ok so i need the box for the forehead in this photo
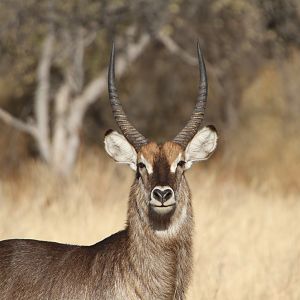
[138,141,183,165]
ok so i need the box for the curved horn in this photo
[108,43,148,151]
[173,42,208,148]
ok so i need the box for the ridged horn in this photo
[173,42,208,148]
[108,43,148,151]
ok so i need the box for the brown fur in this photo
[162,142,183,166]
[0,141,193,300]
[138,142,160,163]
[139,142,183,166]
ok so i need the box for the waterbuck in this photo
[0,43,217,300]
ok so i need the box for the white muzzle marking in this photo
[150,185,176,215]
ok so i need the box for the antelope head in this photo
[104,43,217,232]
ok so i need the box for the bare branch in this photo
[65,28,85,95]
[0,108,37,137]
[83,31,97,48]
[157,32,198,66]
[157,32,220,78]
[116,33,150,76]
[73,28,85,93]
[52,83,70,170]
[34,32,54,162]
[76,32,150,109]
[67,33,151,135]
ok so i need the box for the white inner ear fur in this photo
[104,131,137,170]
[184,126,218,169]
[140,155,153,174]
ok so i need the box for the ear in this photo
[184,126,218,170]
[104,130,137,171]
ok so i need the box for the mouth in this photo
[150,203,176,215]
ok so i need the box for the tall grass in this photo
[0,149,299,299]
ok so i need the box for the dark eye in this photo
[177,160,186,168]
[138,162,146,169]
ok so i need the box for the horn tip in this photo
[108,42,116,84]
[110,42,115,61]
[196,40,203,59]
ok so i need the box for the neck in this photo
[124,177,194,299]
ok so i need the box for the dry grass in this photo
[0,150,300,300]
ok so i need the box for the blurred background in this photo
[0,1,300,299]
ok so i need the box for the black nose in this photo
[152,188,173,203]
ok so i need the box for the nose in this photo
[152,187,174,204]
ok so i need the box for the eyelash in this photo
[138,162,146,169]
[177,160,186,168]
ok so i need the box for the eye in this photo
[177,160,186,168]
[138,162,146,169]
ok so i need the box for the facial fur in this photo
[137,142,184,190]
[133,141,190,232]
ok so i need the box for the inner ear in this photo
[104,130,137,170]
[184,126,218,169]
